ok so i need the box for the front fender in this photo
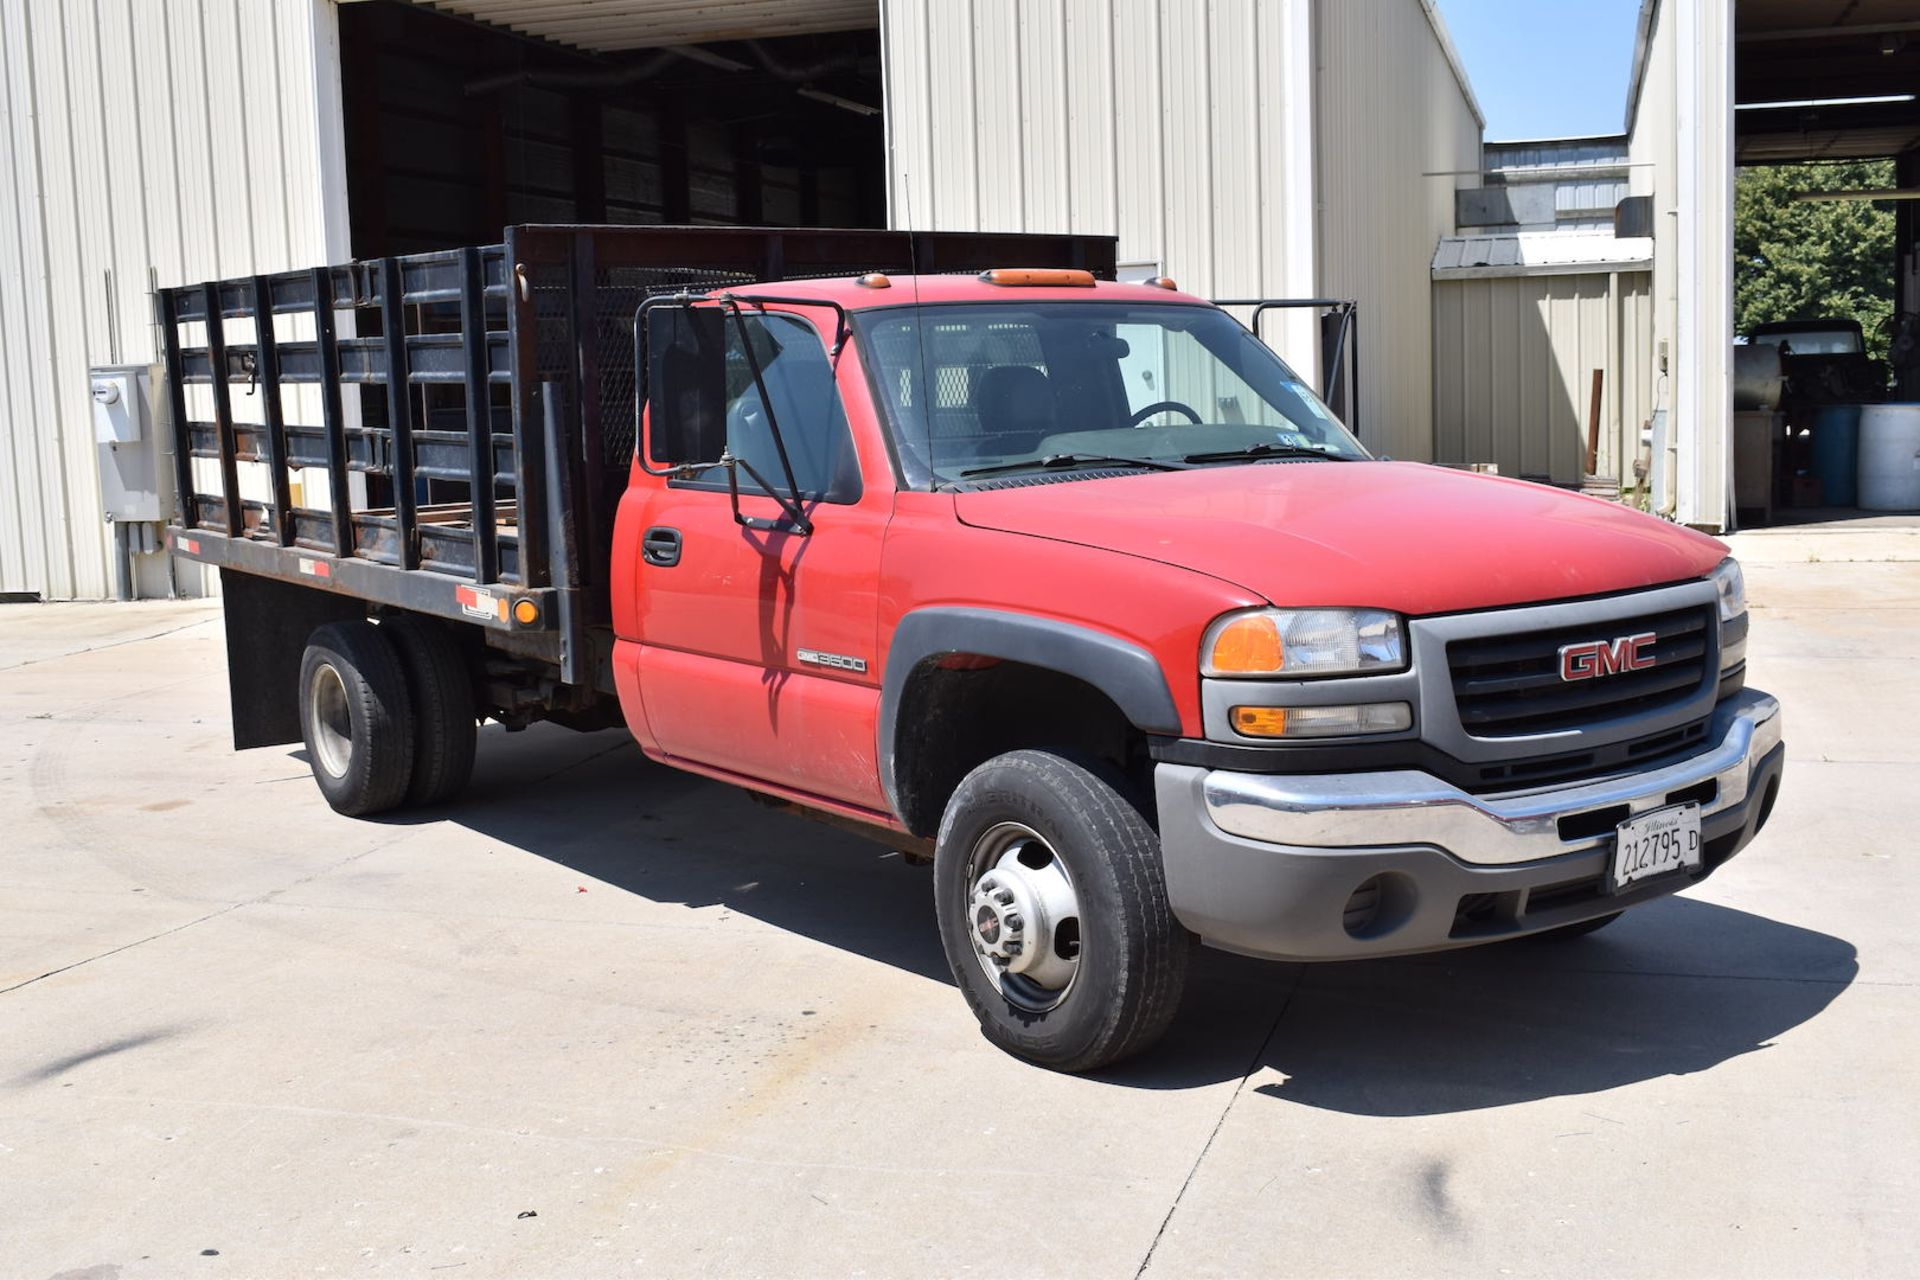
[877,607,1182,816]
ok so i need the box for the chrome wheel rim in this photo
[964,821,1082,1013]
[307,662,354,779]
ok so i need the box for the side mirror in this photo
[632,297,815,535]
[641,302,730,471]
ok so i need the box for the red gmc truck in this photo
[164,227,1784,1071]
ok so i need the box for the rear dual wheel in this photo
[298,617,476,816]
[382,616,478,807]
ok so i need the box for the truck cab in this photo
[164,231,1784,1072]
[608,268,1783,1069]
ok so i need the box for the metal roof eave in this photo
[1432,234,1655,280]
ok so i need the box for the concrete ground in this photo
[1,556,1915,1279]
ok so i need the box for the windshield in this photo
[852,302,1368,487]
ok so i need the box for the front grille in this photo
[1447,604,1713,738]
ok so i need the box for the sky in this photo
[1437,0,1645,141]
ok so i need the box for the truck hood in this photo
[952,461,1727,616]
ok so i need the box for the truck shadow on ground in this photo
[410,724,1858,1118]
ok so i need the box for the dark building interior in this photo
[338,0,888,257]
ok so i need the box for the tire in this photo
[381,615,477,806]
[1523,911,1624,943]
[298,620,416,816]
[933,750,1189,1072]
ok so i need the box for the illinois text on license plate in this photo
[1609,803,1702,893]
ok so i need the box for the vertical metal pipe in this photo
[459,247,499,583]
[379,257,420,570]
[201,284,243,536]
[312,268,354,557]
[112,521,134,601]
[1350,305,1362,440]
[250,278,295,545]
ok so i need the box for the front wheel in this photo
[934,750,1189,1072]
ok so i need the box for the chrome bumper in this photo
[1201,691,1782,867]
[1152,688,1787,961]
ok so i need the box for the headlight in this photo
[1709,557,1746,622]
[1709,557,1748,674]
[1202,608,1406,678]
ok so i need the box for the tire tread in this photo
[381,616,477,807]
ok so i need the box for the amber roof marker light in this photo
[977,268,1097,287]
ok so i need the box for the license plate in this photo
[1609,803,1702,893]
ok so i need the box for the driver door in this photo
[627,306,893,813]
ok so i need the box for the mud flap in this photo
[221,568,364,750]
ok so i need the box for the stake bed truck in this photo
[164,226,1784,1070]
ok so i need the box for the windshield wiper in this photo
[958,452,1191,480]
[1181,442,1356,464]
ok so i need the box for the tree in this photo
[1734,160,1897,365]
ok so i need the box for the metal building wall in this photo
[1432,271,1654,486]
[1313,0,1483,464]
[0,0,349,600]
[879,0,1324,385]
[1626,0,1733,530]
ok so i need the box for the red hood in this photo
[953,462,1727,616]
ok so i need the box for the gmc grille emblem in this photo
[1558,632,1658,682]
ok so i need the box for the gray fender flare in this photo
[878,607,1183,817]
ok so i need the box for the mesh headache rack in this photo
[160,225,1117,684]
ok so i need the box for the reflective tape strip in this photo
[455,585,505,622]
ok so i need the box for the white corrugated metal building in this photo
[1,0,1484,600]
[882,0,1483,467]
[0,0,350,599]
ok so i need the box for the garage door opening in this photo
[1731,158,1905,524]
[1732,4,1920,527]
[318,1,886,564]
[337,0,887,258]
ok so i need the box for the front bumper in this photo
[1154,689,1785,961]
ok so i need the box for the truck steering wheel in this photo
[1127,399,1203,427]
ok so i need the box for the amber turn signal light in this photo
[1207,613,1285,674]
[512,599,540,626]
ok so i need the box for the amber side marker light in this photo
[513,599,541,626]
[856,273,892,288]
[977,268,1097,287]
[1144,276,1179,290]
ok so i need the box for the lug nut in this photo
[995,889,1014,905]
[1005,914,1024,932]
[1005,941,1023,956]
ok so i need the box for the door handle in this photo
[642,526,682,567]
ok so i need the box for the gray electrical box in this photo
[90,363,163,522]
